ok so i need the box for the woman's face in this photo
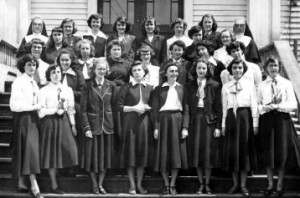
[141,50,151,62]
[221,31,231,46]
[232,62,244,80]
[171,45,184,60]
[145,20,155,34]
[80,43,91,58]
[234,19,246,34]
[230,47,243,59]
[196,62,207,78]
[52,32,63,44]
[50,67,62,84]
[110,45,122,58]
[91,18,101,31]
[132,64,145,82]
[197,46,209,58]
[32,18,43,34]
[192,31,203,44]
[266,61,280,79]
[165,65,178,82]
[116,21,126,34]
[203,17,213,33]
[24,61,37,77]
[63,21,74,36]
[174,23,184,36]
[95,63,107,79]
[60,53,72,71]
[31,43,43,59]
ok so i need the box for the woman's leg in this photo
[170,168,179,187]
[204,168,212,185]
[136,166,145,190]
[18,175,27,188]
[240,171,248,188]
[98,169,106,187]
[48,168,58,190]
[232,171,239,187]
[127,167,136,189]
[277,168,285,191]
[196,167,204,184]
[29,174,40,195]
[161,170,170,187]
[266,167,274,189]
[89,172,98,189]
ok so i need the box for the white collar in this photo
[208,57,217,66]
[95,78,105,85]
[78,58,94,65]
[162,82,179,88]
[25,33,48,43]
[85,30,107,39]
[63,68,76,76]
[172,58,181,63]
[236,35,251,47]
[197,78,206,85]
[265,75,281,82]
[131,79,147,86]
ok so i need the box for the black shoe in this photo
[16,186,29,193]
[31,189,44,198]
[51,187,65,194]
[241,186,250,197]
[264,187,275,196]
[196,183,204,195]
[205,184,213,194]
[170,186,177,195]
[137,186,148,194]
[162,186,170,195]
[274,189,284,197]
[99,186,107,194]
[92,187,99,194]
[228,185,239,194]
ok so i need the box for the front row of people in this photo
[10,54,299,197]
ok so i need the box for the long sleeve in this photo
[257,83,266,115]
[66,88,76,125]
[278,80,297,112]
[38,88,57,118]
[253,64,262,88]
[116,84,129,112]
[250,84,259,127]
[80,84,91,133]
[74,71,85,102]
[214,83,223,129]
[181,87,189,129]
[221,84,228,128]
[152,87,160,130]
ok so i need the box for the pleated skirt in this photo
[11,111,40,177]
[40,114,78,169]
[154,111,188,172]
[222,108,258,171]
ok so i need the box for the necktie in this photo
[233,82,240,117]
[271,79,281,104]
[138,84,144,116]
[31,81,36,105]
[82,62,89,79]
[196,81,205,99]
[57,88,64,109]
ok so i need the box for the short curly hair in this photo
[170,18,188,33]
[129,61,149,78]
[263,55,282,75]
[141,16,160,36]
[87,14,104,30]
[135,44,155,61]
[227,58,248,75]
[198,14,218,33]
[161,61,180,83]
[188,25,204,39]
[76,39,95,59]
[17,54,39,73]
[106,39,124,56]
[89,57,109,79]
[60,18,78,35]
[226,41,246,55]
[113,16,131,33]
[45,64,63,82]
[56,49,76,69]
[196,40,215,56]
[169,40,186,51]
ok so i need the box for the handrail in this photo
[259,40,300,125]
[0,38,17,68]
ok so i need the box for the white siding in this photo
[192,0,248,32]
[30,0,88,36]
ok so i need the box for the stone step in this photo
[0,158,12,174]
[0,143,11,158]
[0,129,12,143]
[0,92,10,104]
[0,104,13,116]
[5,81,13,93]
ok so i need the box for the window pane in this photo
[154,0,171,24]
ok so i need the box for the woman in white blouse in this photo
[257,56,298,196]
[38,65,78,194]
[222,58,258,197]
[10,54,43,198]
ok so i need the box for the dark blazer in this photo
[65,35,82,56]
[152,83,189,129]
[107,34,136,62]
[160,58,193,85]
[203,31,222,50]
[41,45,73,65]
[182,43,197,63]
[209,58,226,86]
[185,78,222,129]
[80,79,116,135]
[106,57,131,86]
[83,35,106,58]
[62,68,85,103]
[133,35,167,66]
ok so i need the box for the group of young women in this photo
[9,13,299,198]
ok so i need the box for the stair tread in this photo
[0,104,10,107]
[0,92,11,95]
[0,115,13,119]
[0,143,10,147]
[0,129,12,133]
[0,157,12,162]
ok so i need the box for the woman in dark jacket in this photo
[81,58,116,194]
[185,58,222,195]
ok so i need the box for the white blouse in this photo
[257,75,297,115]
[222,77,259,128]
[213,46,233,67]
[10,73,39,112]
[38,82,75,125]
[78,58,94,80]
[160,82,183,111]
[34,59,49,86]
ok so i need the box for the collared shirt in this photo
[84,30,107,40]
[35,59,49,85]
[197,78,206,107]
[95,78,105,87]
[236,34,251,47]
[38,82,75,124]
[167,35,193,59]
[213,46,233,67]
[160,82,183,111]
[78,58,94,80]
[172,58,182,63]
[10,73,39,112]
[145,64,160,87]
[257,75,297,114]
[222,77,258,127]
[62,68,76,87]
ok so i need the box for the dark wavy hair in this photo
[263,55,282,74]
[135,44,155,60]
[190,57,212,79]
[87,14,104,30]
[227,58,248,75]
[198,14,218,33]
[17,54,39,73]
[113,16,131,33]
[25,38,45,55]
[129,61,149,78]
[106,39,124,56]
[56,49,76,69]
[161,62,180,83]
[60,18,78,35]
[141,16,160,36]
[188,25,204,39]
[47,27,68,48]
[226,41,246,55]
[196,40,215,56]
[169,40,186,51]
[45,64,63,82]
[76,39,95,59]
[170,18,188,33]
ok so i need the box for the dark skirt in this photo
[81,132,114,172]
[40,114,78,169]
[258,110,299,169]
[120,112,151,168]
[188,108,220,168]
[11,111,40,177]
[223,108,258,172]
[154,111,188,172]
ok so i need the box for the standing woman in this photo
[117,62,153,194]
[198,14,221,50]
[185,58,222,195]
[38,65,78,194]
[81,58,116,194]
[10,54,43,198]
[152,62,189,195]
[60,18,81,53]
[133,16,167,66]
[257,56,298,196]
[182,25,204,62]
[17,16,48,58]
[83,14,107,58]
[222,58,259,197]
[107,17,135,62]
[167,18,193,59]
